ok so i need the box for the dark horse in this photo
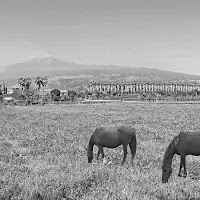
[87,126,137,165]
[162,132,200,183]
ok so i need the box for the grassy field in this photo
[1,102,200,199]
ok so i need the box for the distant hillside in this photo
[1,56,200,90]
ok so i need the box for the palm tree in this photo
[35,77,48,91]
[35,77,48,97]
[18,78,32,90]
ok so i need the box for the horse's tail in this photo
[87,134,95,163]
[88,134,94,151]
[129,128,137,159]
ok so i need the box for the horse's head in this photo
[87,149,93,163]
[162,163,172,183]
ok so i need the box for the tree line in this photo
[1,77,200,105]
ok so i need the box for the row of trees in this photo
[2,76,200,105]
[88,89,200,101]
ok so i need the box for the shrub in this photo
[50,89,61,102]
[50,89,60,97]
[23,89,36,98]
[52,96,60,102]
[12,89,23,100]
[0,95,3,101]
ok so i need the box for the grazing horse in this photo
[87,126,137,165]
[162,132,200,183]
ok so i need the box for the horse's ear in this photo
[95,127,101,132]
[174,136,179,146]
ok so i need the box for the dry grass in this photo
[1,102,200,199]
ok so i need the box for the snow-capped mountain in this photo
[1,55,200,89]
[0,56,85,79]
[28,55,75,65]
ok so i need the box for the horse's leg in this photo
[178,155,187,177]
[121,145,128,165]
[96,150,100,160]
[98,145,106,164]
[178,156,183,177]
[182,156,187,177]
[129,137,137,165]
[178,163,182,177]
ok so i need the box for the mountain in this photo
[1,56,200,90]
[0,56,83,79]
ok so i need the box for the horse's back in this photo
[103,125,134,133]
[92,125,135,147]
[117,125,135,133]
[176,132,200,155]
[179,131,200,142]
[95,126,135,137]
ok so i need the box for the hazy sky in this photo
[0,0,200,75]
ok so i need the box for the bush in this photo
[12,90,23,100]
[50,89,60,97]
[23,89,36,98]
[68,90,76,97]
[52,96,60,102]
[12,89,37,101]
[50,89,61,101]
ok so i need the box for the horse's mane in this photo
[163,136,178,164]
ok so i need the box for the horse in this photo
[162,132,200,183]
[87,126,137,165]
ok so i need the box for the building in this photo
[86,81,200,94]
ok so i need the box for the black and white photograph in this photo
[0,0,200,199]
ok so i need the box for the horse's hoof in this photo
[130,161,134,165]
[103,158,107,165]
[182,174,187,178]
[162,180,168,183]
[108,161,113,165]
[178,173,182,177]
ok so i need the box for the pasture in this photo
[1,102,200,199]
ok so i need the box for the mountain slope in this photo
[0,56,83,79]
[1,56,200,89]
